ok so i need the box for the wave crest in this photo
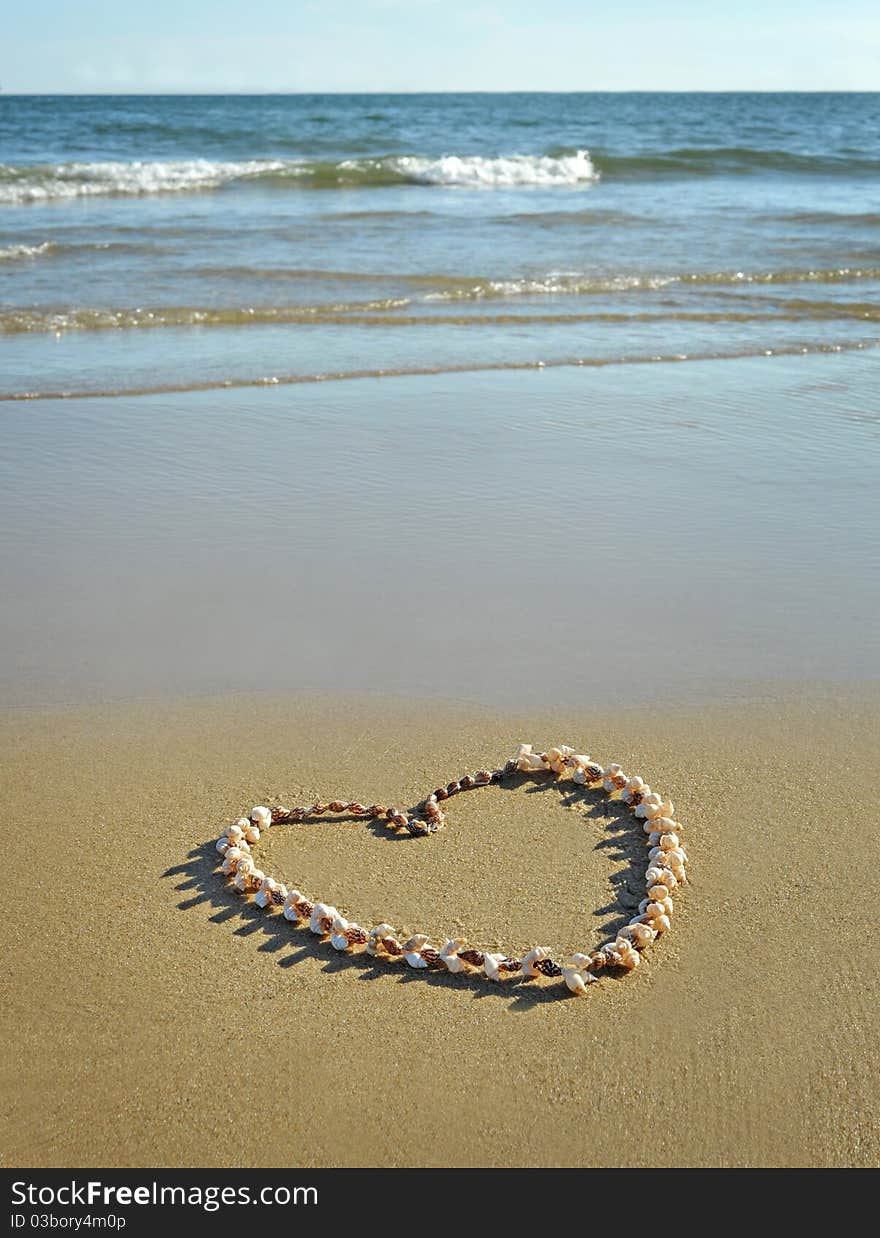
[0,240,57,260]
[0,151,599,203]
[391,151,598,187]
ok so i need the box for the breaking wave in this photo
[0,240,57,261]
[0,151,599,203]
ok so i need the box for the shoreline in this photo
[3,686,878,1167]
[3,337,877,404]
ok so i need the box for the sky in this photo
[2,0,878,94]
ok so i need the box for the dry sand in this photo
[2,688,878,1168]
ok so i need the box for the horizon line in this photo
[2,88,878,97]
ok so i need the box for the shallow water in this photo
[1,92,879,398]
[1,351,878,707]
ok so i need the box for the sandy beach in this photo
[3,687,878,1168]
[3,87,879,1176]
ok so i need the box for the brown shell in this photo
[270,888,286,906]
[446,781,460,796]
[407,821,429,837]
[500,957,523,972]
[345,927,369,945]
[420,948,442,967]
[270,806,289,822]
[534,958,562,978]
[328,801,346,813]
[584,764,604,782]
[295,900,314,919]
[369,804,386,818]
[460,775,475,790]
[383,938,404,956]
[457,948,485,967]
[434,787,448,801]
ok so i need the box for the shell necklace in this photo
[213,743,688,996]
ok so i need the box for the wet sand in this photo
[2,354,879,711]
[3,688,878,1168]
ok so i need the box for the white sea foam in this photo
[0,240,56,260]
[424,273,676,300]
[422,265,880,301]
[0,151,599,203]
[392,151,598,188]
[0,159,288,204]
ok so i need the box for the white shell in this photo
[561,956,595,995]
[636,792,662,819]
[440,939,466,973]
[330,914,351,950]
[254,877,277,908]
[514,743,545,772]
[521,945,550,978]
[309,902,336,935]
[244,824,260,844]
[366,923,396,956]
[283,889,304,921]
[216,836,230,854]
[645,798,674,820]
[483,952,506,981]
[631,922,656,947]
[251,805,272,828]
[403,934,430,967]
[225,823,244,844]
[547,747,568,774]
[610,938,640,970]
[235,863,261,892]
[221,846,243,874]
[563,970,589,995]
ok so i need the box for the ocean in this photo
[1,92,878,399]
[0,93,878,707]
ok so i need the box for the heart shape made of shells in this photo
[212,743,689,996]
